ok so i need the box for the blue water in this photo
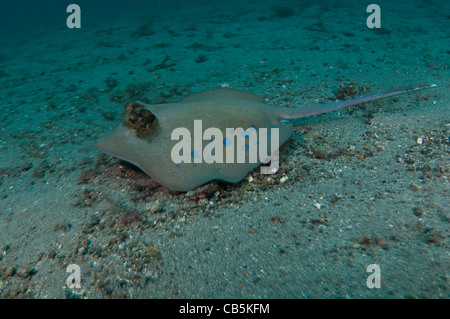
[0,0,448,299]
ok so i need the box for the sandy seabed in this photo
[0,0,448,298]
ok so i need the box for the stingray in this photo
[95,84,435,191]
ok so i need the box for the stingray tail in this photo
[278,84,436,121]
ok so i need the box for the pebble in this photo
[4,266,15,277]
[413,207,425,217]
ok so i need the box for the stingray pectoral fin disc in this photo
[95,125,141,164]
[94,124,213,191]
[178,88,265,103]
[95,89,294,192]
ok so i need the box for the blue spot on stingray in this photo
[241,131,250,137]
[241,144,249,151]
[175,164,180,168]
[228,128,235,134]
[192,164,196,167]
[147,139,152,143]
[250,125,257,130]
[191,150,200,158]
[223,137,232,146]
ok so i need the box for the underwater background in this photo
[0,0,448,298]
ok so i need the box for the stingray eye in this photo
[125,102,158,138]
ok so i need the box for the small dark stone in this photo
[4,266,16,277]
[358,235,372,245]
[104,77,118,89]
[195,54,208,63]
[413,206,425,217]
[48,251,57,259]
[26,268,38,277]
[120,210,141,226]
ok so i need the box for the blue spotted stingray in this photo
[95,84,435,191]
